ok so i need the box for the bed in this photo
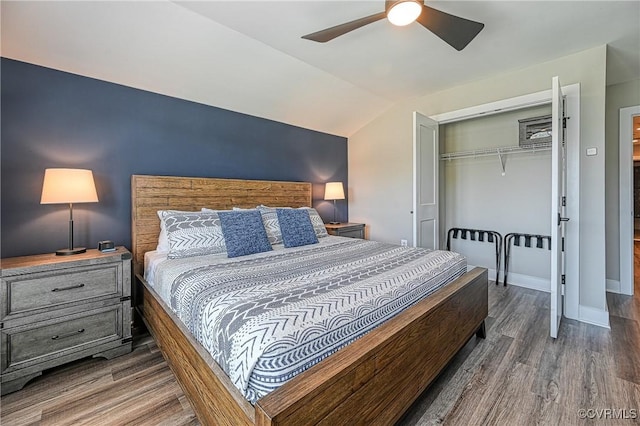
[131,175,488,425]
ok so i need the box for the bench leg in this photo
[475,320,487,339]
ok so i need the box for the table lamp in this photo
[41,168,99,255]
[324,182,345,224]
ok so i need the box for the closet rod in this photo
[440,142,552,161]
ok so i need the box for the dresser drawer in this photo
[325,223,366,239]
[4,264,121,318]
[2,305,123,373]
[338,229,365,239]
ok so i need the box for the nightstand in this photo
[325,223,366,239]
[0,247,132,395]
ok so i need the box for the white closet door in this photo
[550,76,567,339]
[413,112,439,250]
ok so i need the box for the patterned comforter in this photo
[151,237,466,404]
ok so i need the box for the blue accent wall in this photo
[1,58,348,258]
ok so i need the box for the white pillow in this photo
[201,207,247,212]
[157,222,169,253]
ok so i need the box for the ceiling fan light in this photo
[387,1,422,26]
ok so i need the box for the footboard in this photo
[255,267,488,425]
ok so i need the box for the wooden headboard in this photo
[131,175,312,272]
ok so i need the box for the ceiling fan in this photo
[302,0,484,51]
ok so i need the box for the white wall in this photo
[604,78,640,282]
[349,45,607,312]
[442,105,552,284]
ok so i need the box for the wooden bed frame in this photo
[131,175,488,425]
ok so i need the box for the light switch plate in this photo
[586,147,597,156]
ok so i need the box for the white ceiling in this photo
[2,1,639,137]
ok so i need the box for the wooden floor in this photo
[2,280,639,425]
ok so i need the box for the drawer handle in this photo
[51,329,85,340]
[52,283,85,292]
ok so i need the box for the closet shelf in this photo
[440,142,551,161]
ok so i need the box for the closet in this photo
[413,78,581,338]
[440,105,552,289]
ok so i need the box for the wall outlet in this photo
[400,239,408,247]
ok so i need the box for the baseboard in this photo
[467,265,611,328]
[467,265,550,293]
[578,304,610,329]
[606,279,622,294]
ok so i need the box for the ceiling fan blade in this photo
[302,12,387,43]
[416,4,484,51]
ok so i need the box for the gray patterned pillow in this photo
[258,205,328,239]
[218,210,272,258]
[300,207,329,238]
[162,211,227,259]
[157,210,199,253]
[207,206,284,245]
[255,206,288,245]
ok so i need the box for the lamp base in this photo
[328,221,341,225]
[56,247,87,256]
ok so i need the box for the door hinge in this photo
[561,274,566,285]
[122,336,133,344]
[562,117,567,129]
[562,196,566,207]
[120,296,131,302]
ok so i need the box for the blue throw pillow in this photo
[218,210,272,258]
[276,208,319,248]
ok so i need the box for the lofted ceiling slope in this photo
[2,1,639,137]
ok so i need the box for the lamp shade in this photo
[41,168,99,204]
[324,182,345,201]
